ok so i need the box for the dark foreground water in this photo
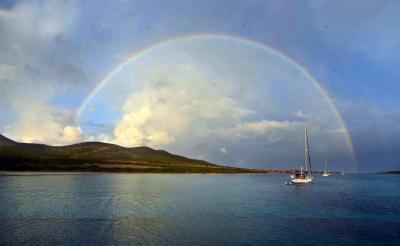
[0,173,399,245]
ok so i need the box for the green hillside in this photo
[0,134,259,173]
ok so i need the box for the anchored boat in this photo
[286,128,313,185]
[322,159,331,177]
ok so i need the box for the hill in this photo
[0,134,16,146]
[377,171,400,174]
[0,134,260,173]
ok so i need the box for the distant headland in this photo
[0,134,286,174]
[377,171,400,174]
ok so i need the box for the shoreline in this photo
[0,170,365,175]
[0,170,290,176]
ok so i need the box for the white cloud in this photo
[107,65,252,147]
[113,105,177,147]
[195,97,252,119]
[328,128,346,134]
[4,104,83,145]
[0,1,86,146]
[0,0,78,40]
[221,120,299,139]
[86,135,96,142]
[110,85,251,147]
[97,133,113,143]
[112,89,189,147]
[219,147,228,154]
[63,126,83,143]
[0,63,17,81]
[292,110,307,119]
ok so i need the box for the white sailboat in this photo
[322,159,331,177]
[286,128,313,184]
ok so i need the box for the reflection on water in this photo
[0,174,399,245]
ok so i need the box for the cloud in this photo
[0,0,81,85]
[103,59,253,148]
[3,104,82,145]
[113,104,176,147]
[220,120,301,142]
[63,126,83,143]
[219,147,227,154]
[292,110,307,119]
[110,84,250,147]
[80,36,357,170]
[195,97,252,119]
[0,0,86,145]
[0,63,16,81]
[111,88,189,147]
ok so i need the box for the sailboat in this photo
[286,128,313,184]
[322,159,331,177]
[341,168,344,176]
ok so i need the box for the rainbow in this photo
[76,33,357,164]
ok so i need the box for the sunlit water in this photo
[0,173,399,245]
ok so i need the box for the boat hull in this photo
[287,177,313,184]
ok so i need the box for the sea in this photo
[0,173,399,245]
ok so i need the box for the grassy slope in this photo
[0,135,258,173]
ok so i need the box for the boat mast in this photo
[304,128,307,173]
[325,159,328,173]
[304,128,312,177]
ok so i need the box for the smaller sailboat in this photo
[341,168,344,176]
[322,159,331,177]
[286,128,313,184]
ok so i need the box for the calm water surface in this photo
[0,173,399,245]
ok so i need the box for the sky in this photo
[1,0,399,172]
